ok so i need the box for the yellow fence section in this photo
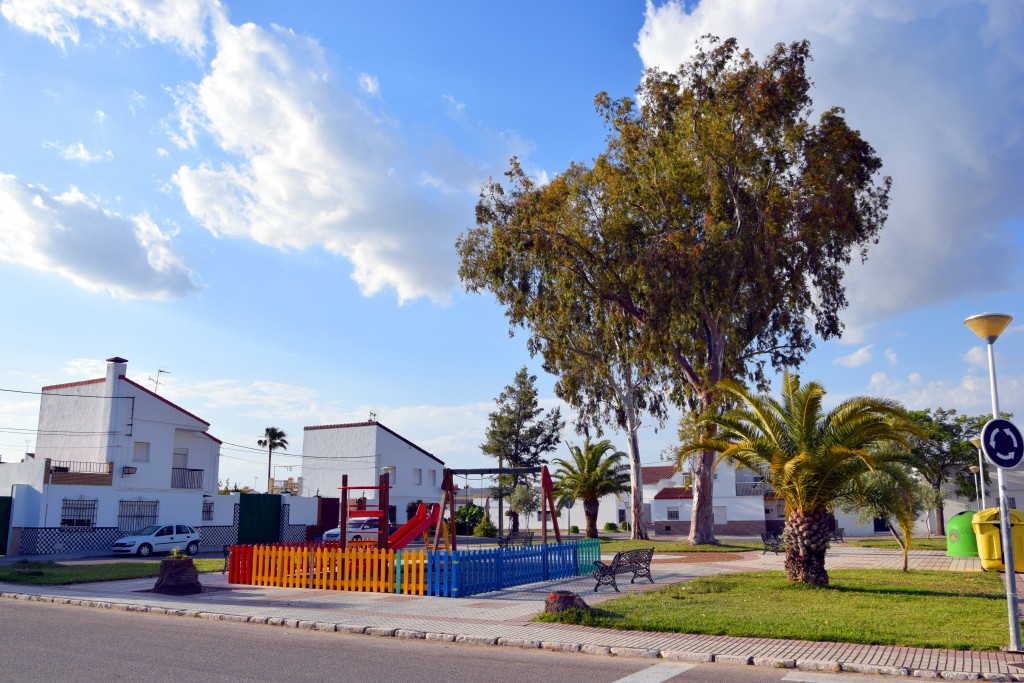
[247,544,428,595]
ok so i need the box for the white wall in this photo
[37,485,208,528]
[284,494,318,525]
[301,423,444,523]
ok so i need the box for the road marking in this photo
[782,673,916,683]
[611,663,696,683]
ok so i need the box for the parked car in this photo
[112,524,200,557]
[322,518,398,542]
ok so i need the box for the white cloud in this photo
[0,0,216,56]
[963,345,988,368]
[443,93,465,118]
[156,147,170,158]
[44,140,112,162]
[0,173,198,298]
[866,369,1019,415]
[637,0,1024,329]
[93,110,106,124]
[358,73,379,96]
[171,20,466,303]
[834,344,873,368]
[885,348,898,366]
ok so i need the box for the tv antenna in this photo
[149,369,170,392]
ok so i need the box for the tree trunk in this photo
[934,484,946,536]
[688,448,717,544]
[508,510,519,533]
[623,399,648,540]
[886,520,909,572]
[784,508,831,586]
[583,498,599,538]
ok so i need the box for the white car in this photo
[112,524,200,557]
[322,518,381,542]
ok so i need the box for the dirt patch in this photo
[653,552,748,564]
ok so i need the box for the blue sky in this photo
[1,0,1023,491]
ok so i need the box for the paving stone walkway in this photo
[3,544,1024,680]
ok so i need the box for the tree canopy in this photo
[457,36,891,544]
[551,438,630,538]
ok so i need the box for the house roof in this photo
[653,487,693,500]
[304,420,445,466]
[643,465,678,485]
[41,374,219,439]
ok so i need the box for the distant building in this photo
[301,421,444,524]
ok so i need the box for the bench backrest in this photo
[611,547,653,568]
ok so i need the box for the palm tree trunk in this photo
[583,498,599,538]
[784,508,831,586]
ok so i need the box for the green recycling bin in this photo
[946,510,979,557]
[972,507,1024,572]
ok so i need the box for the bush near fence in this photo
[228,538,600,598]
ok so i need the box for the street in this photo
[0,600,921,683]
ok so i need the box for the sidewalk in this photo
[3,545,1022,680]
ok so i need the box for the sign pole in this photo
[983,339,1022,652]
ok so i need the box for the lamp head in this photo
[970,437,982,449]
[970,465,980,474]
[964,313,1013,343]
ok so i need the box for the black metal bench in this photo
[497,530,534,549]
[593,548,654,592]
[222,544,231,573]
[829,528,845,544]
[761,531,783,554]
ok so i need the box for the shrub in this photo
[603,522,620,532]
[473,516,497,538]
[569,525,579,534]
[620,521,629,532]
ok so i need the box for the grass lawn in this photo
[848,537,948,551]
[0,558,223,585]
[537,570,1011,651]
[599,538,760,553]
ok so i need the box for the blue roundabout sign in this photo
[981,418,1024,469]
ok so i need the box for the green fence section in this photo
[238,493,281,545]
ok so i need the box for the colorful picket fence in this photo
[228,537,602,598]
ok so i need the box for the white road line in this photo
[611,663,696,683]
[782,672,916,683]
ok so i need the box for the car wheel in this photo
[137,543,152,557]
[186,541,199,555]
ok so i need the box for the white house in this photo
[301,421,445,525]
[1,356,283,554]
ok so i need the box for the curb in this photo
[3,590,1021,681]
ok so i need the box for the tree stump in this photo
[153,558,203,595]
[544,590,592,614]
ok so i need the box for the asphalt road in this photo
[1,599,915,683]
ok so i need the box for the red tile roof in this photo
[642,464,678,485]
[654,487,693,500]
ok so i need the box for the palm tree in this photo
[258,427,288,493]
[681,372,919,586]
[551,438,630,538]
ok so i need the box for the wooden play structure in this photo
[338,473,441,551]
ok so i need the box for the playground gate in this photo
[228,538,601,598]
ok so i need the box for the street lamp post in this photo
[964,312,1020,652]
[970,437,988,510]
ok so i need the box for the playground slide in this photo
[388,503,441,550]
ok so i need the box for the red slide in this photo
[388,503,441,550]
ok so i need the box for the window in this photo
[1010,497,1018,510]
[202,499,214,521]
[428,469,436,487]
[413,468,422,486]
[61,499,98,528]
[172,448,188,469]
[618,509,626,523]
[667,507,680,521]
[118,499,158,532]
[132,442,150,463]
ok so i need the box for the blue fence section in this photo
[421,539,600,598]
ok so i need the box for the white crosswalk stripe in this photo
[611,663,697,683]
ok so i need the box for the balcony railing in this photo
[44,459,113,486]
[171,468,204,489]
[735,481,773,496]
